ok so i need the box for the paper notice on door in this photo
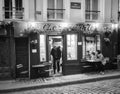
[32,49,37,53]
[78,42,82,45]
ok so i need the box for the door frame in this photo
[47,35,64,74]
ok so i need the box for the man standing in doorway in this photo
[56,46,62,73]
[51,46,61,74]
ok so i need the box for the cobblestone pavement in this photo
[5,78,120,94]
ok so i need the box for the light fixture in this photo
[112,23,118,30]
[92,23,99,29]
[61,23,69,29]
[28,22,36,28]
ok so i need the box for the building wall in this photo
[29,0,35,21]
[43,0,47,21]
[0,0,119,23]
[104,0,118,23]
[111,0,119,23]
[69,0,85,22]
[23,0,30,21]
[35,0,43,21]
[99,0,105,22]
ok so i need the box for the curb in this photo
[0,74,120,93]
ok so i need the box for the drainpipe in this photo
[118,0,120,54]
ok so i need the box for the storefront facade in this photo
[12,21,118,78]
[0,21,118,79]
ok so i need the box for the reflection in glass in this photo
[67,34,77,60]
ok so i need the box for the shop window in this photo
[3,0,24,19]
[39,35,46,62]
[47,0,65,20]
[85,0,100,21]
[67,34,77,60]
[82,35,101,60]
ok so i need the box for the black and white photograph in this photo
[0,0,120,93]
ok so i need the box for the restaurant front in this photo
[6,21,119,79]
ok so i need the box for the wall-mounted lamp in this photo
[61,23,69,29]
[112,23,118,30]
[92,23,99,30]
[28,22,37,29]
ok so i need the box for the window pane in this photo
[15,0,23,19]
[48,0,54,9]
[92,0,98,20]
[83,35,101,60]
[92,0,98,10]
[47,0,55,19]
[15,0,22,9]
[85,0,90,10]
[56,0,63,19]
[85,0,99,20]
[67,34,77,60]
[47,0,64,20]
[4,0,12,19]
[57,0,63,9]
[39,35,46,62]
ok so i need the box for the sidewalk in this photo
[0,69,120,93]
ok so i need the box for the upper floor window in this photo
[85,0,100,21]
[3,0,24,19]
[47,0,65,21]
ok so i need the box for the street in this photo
[5,78,120,94]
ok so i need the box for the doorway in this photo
[15,38,29,78]
[48,35,63,76]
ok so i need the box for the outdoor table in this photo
[31,63,52,79]
[32,64,45,68]
[86,60,101,70]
